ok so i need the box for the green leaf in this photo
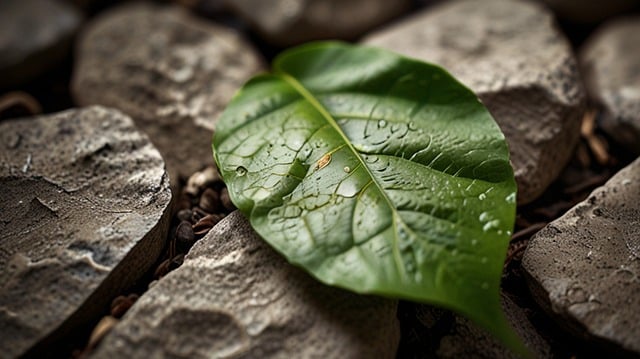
[214,42,525,355]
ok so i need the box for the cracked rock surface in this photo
[580,16,640,154]
[523,157,640,355]
[364,0,586,204]
[92,211,400,359]
[0,106,172,358]
[72,2,264,185]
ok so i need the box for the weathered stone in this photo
[580,16,640,154]
[92,211,400,358]
[0,0,82,88]
[536,0,639,24]
[72,2,264,185]
[522,158,640,355]
[0,106,172,358]
[364,0,585,204]
[225,0,411,46]
[432,295,551,358]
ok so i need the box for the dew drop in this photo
[622,179,632,186]
[479,212,490,222]
[343,166,351,173]
[505,192,516,203]
[236,166,247,176]
[378,120,387,128]
[478,193,487,201]
[482,219,501,232]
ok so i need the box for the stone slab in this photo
[0,106,172,357]
[92,211,400,358]
[72,2,264,185]
[523,157,640,355]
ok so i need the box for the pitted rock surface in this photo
[0,0,82,87]
[72,2,264,184]
[364,0,585,204]
[224,0,410,46]
[92,211,400,359]
[523,157,640,355]
[580,16,640,154]
[0,106,172,358]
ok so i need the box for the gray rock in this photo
[92,211,400,359]
[536,0,639,24]
[522,157,640,355]
[72,2,264,185]
[432,295,551,358]
[0,0,82,88]
[580,16,640,154]
[225,0,411,46]
[364,0,586,204]
[0,106,172,357]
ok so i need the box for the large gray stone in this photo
[523,157,640,355]
[225,0,411,46]
[364,0,586,204]
[92,211,400,358]
[0,106,172,357]
[72,2,263,185]
[580,16,640,154]
[0,0,82,88]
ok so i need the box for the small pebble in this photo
[185,166,222,196]
[199,188,221,213]
[87,316,118,349]
[110,296,133,318]
[193,213,224,237]
[154,258,171,279]
[175,220,195,249]
[176,208,193,222]
[191,207,208,223]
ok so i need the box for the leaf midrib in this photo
[277,71,408,278]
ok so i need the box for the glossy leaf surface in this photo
[213,42,523,353]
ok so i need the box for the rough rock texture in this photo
[580,16,640,154]
[0,106,172,358]
[364,0,585,204]
[225,0,411,46]
[522,157,640,355]
[72,2,264,185]
[92,211,400,359]
[430,295,551,358]
[0,0,82,88]
[536,0,639,23]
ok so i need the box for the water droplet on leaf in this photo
[505,192,516,203]
[236,166,247,176]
